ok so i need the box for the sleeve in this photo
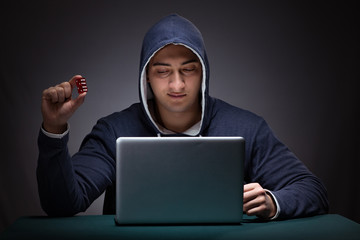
[41,123,70,139]
[36,118,117,217]
[264,189,281,220]
[247,119,329,219]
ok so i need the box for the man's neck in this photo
[150,101,201,134]
[158,111,201,133]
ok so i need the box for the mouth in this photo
[168,93,186,98]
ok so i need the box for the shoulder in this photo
[91,103,154,137]
[98,103,143,123]
[203,97,271,138]
[210,97,265,124]
[90,103,144,133]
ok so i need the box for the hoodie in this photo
[37,14,329,219]
[139,14,209,136]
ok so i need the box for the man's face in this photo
[147,44,202,115]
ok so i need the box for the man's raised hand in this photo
[41,75,87,134]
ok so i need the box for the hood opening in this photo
[140,43,206,136]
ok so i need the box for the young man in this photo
[37,14,329,219]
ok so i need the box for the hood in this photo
[139,14,210,136]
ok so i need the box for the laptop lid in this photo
[115,136,244,225]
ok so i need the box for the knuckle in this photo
[259,194,267,203]
[47,87,57,96]
[258,201,266,210]
[42,89,49,97]
[254,182,261,187]
[254,187,265,196]
[60,81,70,87]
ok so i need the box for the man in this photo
[37,14,329,219]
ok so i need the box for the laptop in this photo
[115,136,244,225]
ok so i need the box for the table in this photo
[1,214,359,240]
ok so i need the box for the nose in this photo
[169,72,185,91]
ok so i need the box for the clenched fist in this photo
[41,75,87,134]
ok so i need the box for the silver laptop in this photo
[115,136,244,225]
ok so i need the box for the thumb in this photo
[71,92,87,111]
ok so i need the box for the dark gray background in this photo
[0,0,358,232]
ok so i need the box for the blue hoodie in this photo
[37,14,329,219]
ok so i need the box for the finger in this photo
[58,81,72,99]
[243,183,266,203]
[43,82,70,103]
[42,87,59,103]
[243,185,259,203]
[244,183,259,192]
[72,91,87,111]
[54,86,66,103]
[244,193,266,210]
[244,196,272,219]
[243,190,257,203]
[244,204,267,217]
[69,75,84,89]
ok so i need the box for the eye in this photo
[183,68,195,72]
[153,68,170,77]
[157,69,168,74]
[182,66,197,75]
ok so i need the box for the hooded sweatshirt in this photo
[37,14,329,219]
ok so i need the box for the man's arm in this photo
[37,119,117,216]
[245,119,329,219]
[37,75,89,216]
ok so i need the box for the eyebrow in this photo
[152,59,199,67]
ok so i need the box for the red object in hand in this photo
[75,78,88,94]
